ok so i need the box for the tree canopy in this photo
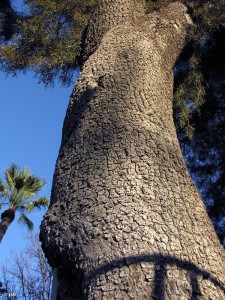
[0,0,100,85]
[0,0,224,86]
[178,28,225,243]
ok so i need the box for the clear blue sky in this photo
[0,71,74,265]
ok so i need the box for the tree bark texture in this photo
[40,1,225,299]
[0,208,15,243]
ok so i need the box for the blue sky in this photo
[0,71,74,265]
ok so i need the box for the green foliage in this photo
[18,213,34,229]
[0,164,49,231]
[0,0,100,86]
[22,197,50,213]
[179,28,225,244]
[0,179,6,197]
[174,55,206,139]
[190,0,225,37]
[2,164,46,205]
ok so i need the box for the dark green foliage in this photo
[0,0,100,86]
[179,29,225,244]
[174,53,206,139]
[0,164,49,231]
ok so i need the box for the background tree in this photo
[176,28,225,244]
[0,164,49,243]
[0,232,52,300]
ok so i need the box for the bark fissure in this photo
[40,1,225,299]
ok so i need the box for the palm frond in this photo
[24,176,46,194]
[3,164,47,201]
[0,179,6,197]
[14,187,39,202]
[4,164,18,189]
[12,188,27,207]
[24,197,50,213]
[18,214,34,230]
[18,205,26,212]
[1,164,48,232]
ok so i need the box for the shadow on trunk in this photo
[83,253,225,298]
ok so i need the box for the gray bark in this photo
[40,1,225,299]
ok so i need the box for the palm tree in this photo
[0,164,49,243]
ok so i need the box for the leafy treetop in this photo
[0,0,100,86]
[0,164,49,230]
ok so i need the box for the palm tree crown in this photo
[0,164,49,242]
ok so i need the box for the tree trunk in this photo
[40,1,225,299]
[0,208,15,243]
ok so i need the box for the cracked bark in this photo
[40,1,225,299]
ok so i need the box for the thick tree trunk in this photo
[40,1,225,299]
[0,208,15,243]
